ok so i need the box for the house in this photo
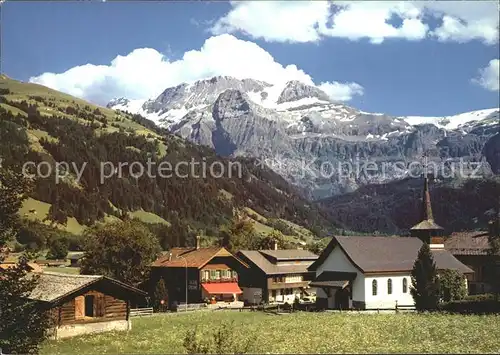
[67,252,85,267]
[236,246,318,305]
[0,261,44,273]
[309,176,473,310]
[151,237,249,308]
[28,272,146,339]
[445,222,500,295]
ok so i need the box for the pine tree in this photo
[410,243,440,312]
[153,278,168,312]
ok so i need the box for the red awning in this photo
[202,282,243,295]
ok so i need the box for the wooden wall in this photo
[57,290,128,326]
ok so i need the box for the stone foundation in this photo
[53,319,131,339]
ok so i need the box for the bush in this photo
[440,298,500,314]
[438,269,467,302]
[46,238,69,259]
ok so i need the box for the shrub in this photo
[438,269,467,302]
[440,298,500,314]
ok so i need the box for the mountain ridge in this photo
[108,76,500,199]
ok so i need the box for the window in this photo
[402,278,408,293]
[210,270,216,279]
[387,279,392,295]
[215,270,221,279]
[372,280,377,296]
[232,271,237,279]
[203,270,209,281]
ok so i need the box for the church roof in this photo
[308,236,473,274]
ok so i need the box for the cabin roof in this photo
[308,236,473,274]
[237,250,317,275]
[28,272,146,303]
[259,249,318,261]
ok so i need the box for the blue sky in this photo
[2,1,499,117]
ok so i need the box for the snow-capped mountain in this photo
[108,76,499,199]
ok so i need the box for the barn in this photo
[28,272,146,339]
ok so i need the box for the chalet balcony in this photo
[200,277,239,284]
[268,280,311,290]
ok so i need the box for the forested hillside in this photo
[0,76,337,248]
[317,176,500,235]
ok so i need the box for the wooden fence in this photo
[130,307,154,317]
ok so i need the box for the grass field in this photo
[42,311,500,354]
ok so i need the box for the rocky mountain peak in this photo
[212,89,252,121]
[277,80,331,104]
[106,97,130,108]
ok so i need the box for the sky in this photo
[2,0,499,117]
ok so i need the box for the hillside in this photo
[317,176,500,235]
[0,76,337,246]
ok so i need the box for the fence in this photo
[130,307,154,317]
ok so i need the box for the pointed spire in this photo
[421,175,434,221]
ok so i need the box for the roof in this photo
[410,219,444,230]
[445,231,491,255]
[309,236,473,274]
[152,247,247,269]
[201,282,242,295]
[259,249,318,261]
[28,272,147,303]
[237,250,317,275]
[0,262,43,273]
[310,271,357,288]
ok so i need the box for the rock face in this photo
[108,76,500,199]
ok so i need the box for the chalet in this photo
[309,176,473,310]
[151,237,249,308]
[236,247,318,305]
[28,272,146,339]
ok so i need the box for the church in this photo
[309,176,473,310]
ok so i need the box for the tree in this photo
[219,217,260,253]
[80,220,161,285]
[0,167,32,245]
[46,238,69,260]
[438,269,467,303]
[256,229,292,250]
[0,167,50,354]
[306,237,331,255]
[410,243,440,311]
[153,278,168,312]
[0,256,52,354]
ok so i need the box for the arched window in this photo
[402,278,408,293]
[387,279,393,294]
[372,279,377,296]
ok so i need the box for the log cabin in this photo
[28,272,146,339]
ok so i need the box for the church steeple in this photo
[421,175,434,221]
[410,164,444,245]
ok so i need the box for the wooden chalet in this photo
[236,246,318,305]
[28,272,146,339]
[151,237,249,308]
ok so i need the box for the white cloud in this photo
[210,1,499,45]
[472,59,499,92]
[29,34,363,105]
[319,81,364,102]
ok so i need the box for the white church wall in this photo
[364,274,415,309]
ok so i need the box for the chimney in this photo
[273,239,278,251]
[196,235,201,250]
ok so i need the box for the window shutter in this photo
[75,296,85,319]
